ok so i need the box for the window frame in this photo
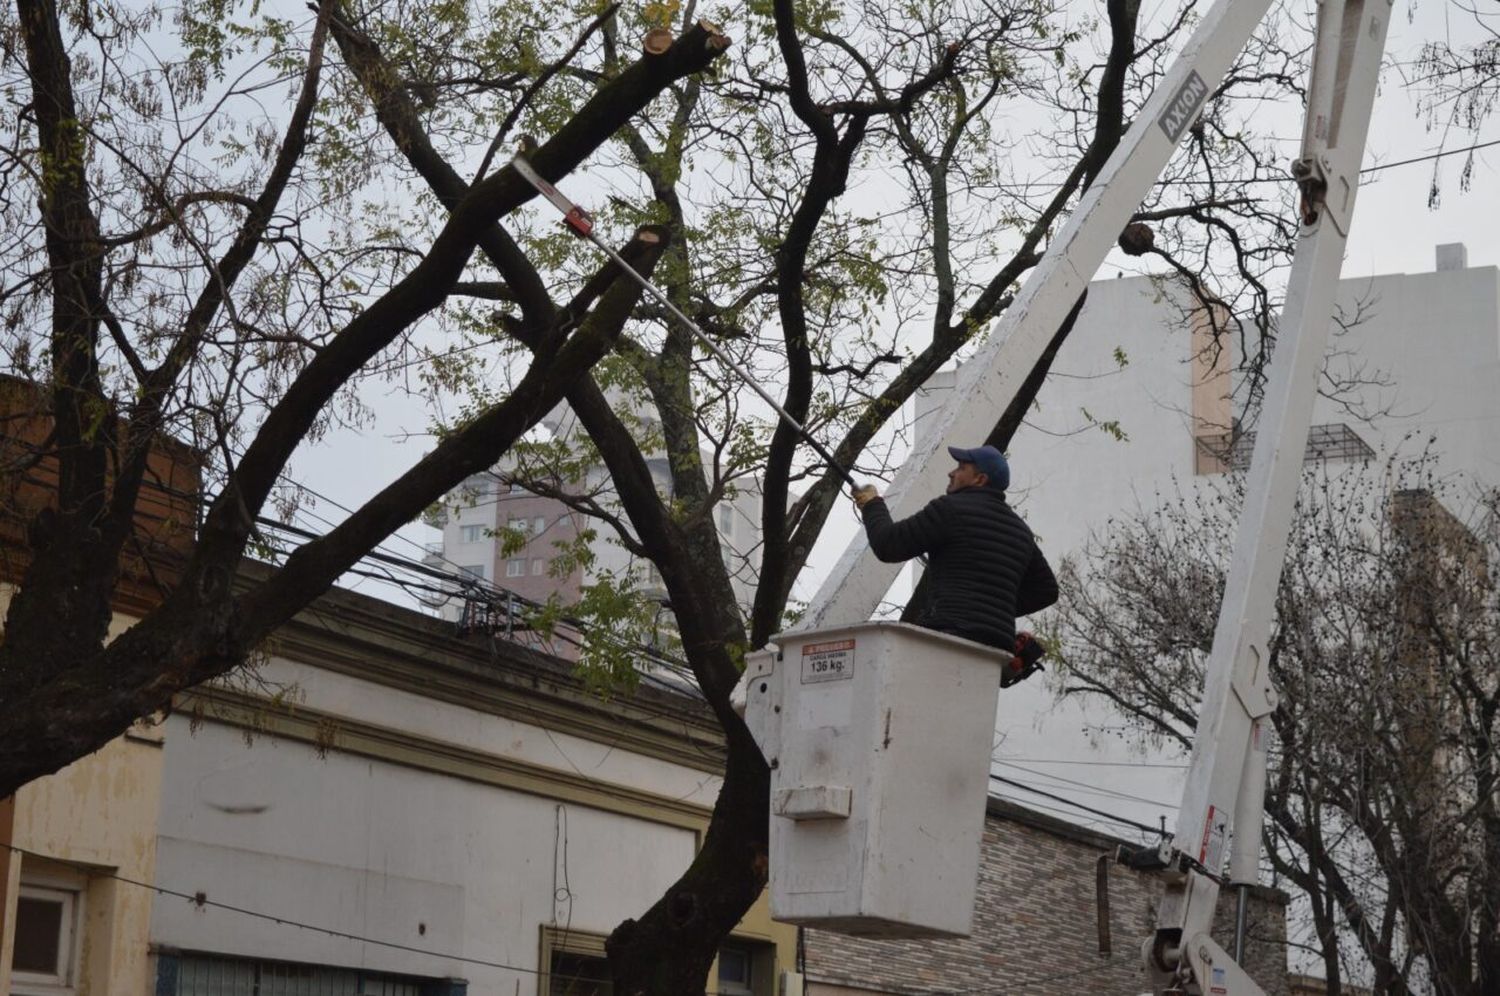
[11,883,81,996]
[715,943,754,996]
[539,926,611,995]
[506,557,527,578]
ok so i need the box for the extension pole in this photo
[510,155,858,488]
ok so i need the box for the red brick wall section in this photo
[0,374,202,612]
[802,800,1290,996]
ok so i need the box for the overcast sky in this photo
[284,0,1500,603]
[268,7,1499,948]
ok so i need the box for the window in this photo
[534,515,548,536]
[163,952,437,996]
[716,940,773,996]
[506,557,527,578]
[458,564,486,581]
[716,944,753,996]
[531,558,545,576]
[507,516,531,536]
[541,928,612,995]
[549,952,611,995]
[718,505,735,535]
[460,524,486,543]
[11,885,79,996]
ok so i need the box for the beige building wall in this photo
[1191,302,1235,475]
[0,719,165,996]
[0,584,165,996]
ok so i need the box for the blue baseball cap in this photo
[947,445,1009,491]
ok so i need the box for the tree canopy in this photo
[1,0,1310,988]
[1053,454,1500,994]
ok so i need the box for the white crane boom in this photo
[796,0,1391,989]
[1145,0,1390,991]
[520,0,1392,981]
[803,0,1282,628]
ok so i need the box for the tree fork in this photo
[201,18,731,562]
[0,228,671,800]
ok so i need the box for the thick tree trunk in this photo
[607,730,769,994]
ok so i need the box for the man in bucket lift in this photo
[852,445,1057,687]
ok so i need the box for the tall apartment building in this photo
[425,399,764,651]
[916,243,1500,829]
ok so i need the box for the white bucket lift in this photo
[522,0,1385,972]
[741,622,1002,937]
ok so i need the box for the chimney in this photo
[1435,242,1468,272]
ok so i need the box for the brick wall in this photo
[802,798,1289,996]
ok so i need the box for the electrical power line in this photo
[0,841,581,982]
[990,774,1167,837]
[1362,136,1500,175]
[84,474,1182,838]
[994,759,1180,809]
[259,473,707,687]
[0,841,763,996]
[1149,133,1500,187]
[993,755,1190,768]
[4,836,1131,996]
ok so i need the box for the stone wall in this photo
[803,798,1288,996]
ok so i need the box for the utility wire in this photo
[994,759,1180,809]
[990,774,1167,837]
[1004,799,1159,838]
[0,842,584,983]
[1362,136,1500,175]
[260,474,706,686]
[1149,134,1500,187]
[245,501,705,689]
[99,472,1185,833]
[994,755,1190,768]
[5,836,1129,996]
[0,841,750,996]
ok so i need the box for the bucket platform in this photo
[741,621,1002,938]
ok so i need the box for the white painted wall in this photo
[911,249,1500,836]
[151,655,717,989]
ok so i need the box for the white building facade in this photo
[149,565,792,994]
[916,243,1499,830]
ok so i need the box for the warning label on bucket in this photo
[801,638,855,684]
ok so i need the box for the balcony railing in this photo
[1195,422,1375,475]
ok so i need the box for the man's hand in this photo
[852,484,880,508]
[1002,632,1046,688]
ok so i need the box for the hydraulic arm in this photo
[520,0,1392,982]
[796,0,1390,989]
[1144,0,1389,990]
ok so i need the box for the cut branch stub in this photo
[1119,221,1156,256]
[644,28,674,56]
[698,21,729,53]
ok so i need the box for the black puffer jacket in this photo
[862,486,1058,651]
